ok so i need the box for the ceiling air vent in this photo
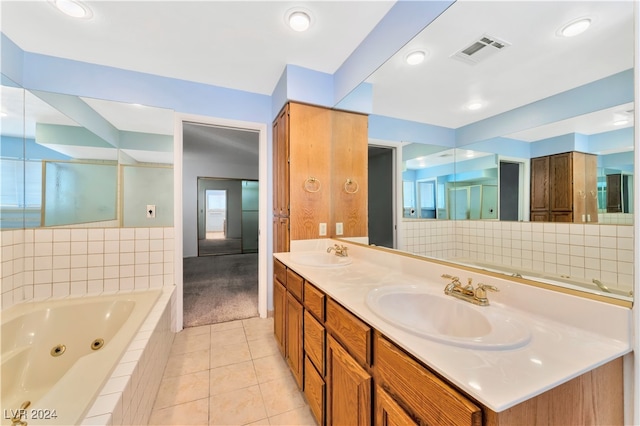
[451,34,511,65]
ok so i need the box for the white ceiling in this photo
[367,0,635,132]
[1,0,395,95]
[1,0,635,160]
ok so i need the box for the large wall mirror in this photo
[361,1,635,302]
[0,77,175,229]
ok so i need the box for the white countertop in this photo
[275,239,632,412]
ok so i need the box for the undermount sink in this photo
[289,252,352,268]
[366,285,531,350]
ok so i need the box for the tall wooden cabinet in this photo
[530,151,598,223]
[272,102,368,252]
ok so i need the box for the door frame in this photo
[174,113,268,331]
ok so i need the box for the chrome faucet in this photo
[441,274,499,306]
[327,244,348,257]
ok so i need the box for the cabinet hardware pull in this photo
[344,178,359,194]
[304,177,321,193]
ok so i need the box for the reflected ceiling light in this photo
[558,18,591,37]
[49,0,93,19]
[467,102,483,111]
[286,9,312,32]
[614,119,629,126]
[405,50,427,65]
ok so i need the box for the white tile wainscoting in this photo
[0,227,175,310]
[401,219,634,295]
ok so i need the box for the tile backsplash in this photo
[1,227,174,310]
[401,220,634,294]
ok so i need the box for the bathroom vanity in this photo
[273,240,631,425]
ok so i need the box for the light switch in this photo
[147,205,156,218]
[319,223,327,236]
[336,222,343,235]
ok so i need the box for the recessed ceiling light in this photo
[467,102,483,111]
[405,50,427,65]
[48,0,93,19]
[286,8,312,32]
[613,119,629,126]
[558,18,591,37]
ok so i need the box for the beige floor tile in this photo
[210,319,244,332]
[208,385,267,425]
[248,336,280,360]
[210,341,252,369]
[210,327,247,346]
[268,406,317,426]
[163,349,210,378]
[172,330,212,355]
[148,398,209,426]
[245,419,270,426]
[153,369,210,410]
[252,354,291,384]
[209,360,258,395]
[259,376,306,417]
[243,317,274,341]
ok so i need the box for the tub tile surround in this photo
[81,286,176,426]
[280,238,632,412]
[0,227,175,310]
[401,220,634,295]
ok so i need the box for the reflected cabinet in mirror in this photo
[0,80,175,229]
[363,1,634,302]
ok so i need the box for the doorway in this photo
[368,145,397,248]
[179,121,263,328]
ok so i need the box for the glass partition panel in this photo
[43,161,117,226]
[241,180,259,253]
[0,81,25,229]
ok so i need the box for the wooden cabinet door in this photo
[273,105,289,217]
[549,152,573,212]
[305,356,325,426]
[375,385,417,426]
[273,277,286,357]
[286,291,304,389]
[530,156,549,212]
[326,335,371,426]
[332,110,369,238]
[288,102,331,240]
[273,217,289,253]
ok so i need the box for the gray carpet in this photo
[198,238,242,256]
[183,253,258,328]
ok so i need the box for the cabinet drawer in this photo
[375,334,482,426]
[304,281,325,321]
[376,385,418,426]
[326,298,371,367]
[304,356,325,426]
[286,269,304,301]
[304,310,325,376]
[274,259,287,285]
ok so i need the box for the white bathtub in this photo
[1,290,163,426]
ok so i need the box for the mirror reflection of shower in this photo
[205,189,227,240]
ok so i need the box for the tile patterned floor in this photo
[148,317,317,426]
